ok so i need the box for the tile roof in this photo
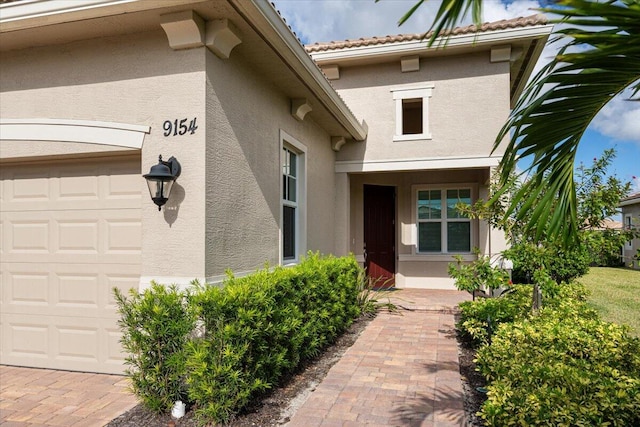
[305,14,548,53]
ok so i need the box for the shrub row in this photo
[459,281,640,426]
[115,253,363,425]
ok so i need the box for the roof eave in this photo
[620,197,640,207]
[0,0,203,31]
[228,0,367,141]
[309,24,554,65]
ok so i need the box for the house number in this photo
[163,118,198,137]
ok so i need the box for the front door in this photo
[363,184,396,288]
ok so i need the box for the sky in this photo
[272,0,640,194]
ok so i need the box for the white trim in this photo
[310,25,555,64]
[0,0,137,23]
[0,118,150,149]
[206,269,255,285]
[402,276,457,290]
[279,130,307,265]
[393,134,433,142]
[399,254,476,262]
[138,276,205,293]
[391,84,434,141]
[411,183,478,255]
[620,197,640,207]
[335,156,500,173]
[0,0,203,29]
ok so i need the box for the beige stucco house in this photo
[621,192,640,268]
[0,0,551,374]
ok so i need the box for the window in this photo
[402,98,423,135]
[625,214,633,250]
[280,131,306,263]
[391,84,434,141]
[417,188,471,253]
[282,147,297,260]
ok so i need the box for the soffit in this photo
[0,0,360,139]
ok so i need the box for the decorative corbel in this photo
[323,64,340,80]
[205,19,242,59]
[401,56,420,73]
[160,10,205,50]
[291,98,312,121]
[331,136,347,152]
[491,45,512,63]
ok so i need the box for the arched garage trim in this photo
[0,118,150,149]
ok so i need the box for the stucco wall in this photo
[0,29,208,284]
[203,48,338,279]
[1,21,342,286]
[331,52,511,163]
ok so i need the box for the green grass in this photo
[578,267,640,336]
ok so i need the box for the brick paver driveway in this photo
[0,365,136,426]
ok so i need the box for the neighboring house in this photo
[0,0,551,374]
[620,192,640,268]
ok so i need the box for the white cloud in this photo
[591,89,640,145]
[482,0,541,22]
[273,0,544,44]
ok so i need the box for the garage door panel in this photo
[1,211,141,265]
[1,314,127,374]
[4,263,139,318]
[0,156,140,374]
[1,158,141,212]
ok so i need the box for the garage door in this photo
[0,155,141,374]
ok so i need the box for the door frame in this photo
[363,184,397,288]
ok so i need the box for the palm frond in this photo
[495,0,640,244]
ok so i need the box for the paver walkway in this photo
[0,365,136,426]
[285,289,471,427]
[1,289,469,427]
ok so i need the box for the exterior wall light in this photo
[143,155,181,210]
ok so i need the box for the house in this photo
[0,0,551,374]
[620,192,640,268]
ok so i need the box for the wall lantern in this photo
[143,155,181,210]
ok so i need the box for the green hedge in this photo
[114,283,196,413]
[466,282,640,426]
[457,285,532,345]
[115,253,362,425]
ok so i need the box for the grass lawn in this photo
[578,267,640,336]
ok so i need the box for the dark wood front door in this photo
[363,185,396,288]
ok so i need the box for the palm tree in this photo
[394,0,640,245]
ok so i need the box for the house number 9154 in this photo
[163,118,198,136]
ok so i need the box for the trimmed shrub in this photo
[448,251,511,294]
[184,253,362,424]
[505,242,590,284]
[114,254,363,425]
[476,305,640,426]
[458,281,593,346]
[114,283,196,413]
[457,285,532,345]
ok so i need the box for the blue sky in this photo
[273,0,640,193]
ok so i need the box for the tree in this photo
[461,149,634,282]
[393,0,640,246]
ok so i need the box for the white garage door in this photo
[0,155,141,374]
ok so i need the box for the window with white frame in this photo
[281,132,306,263]
[391,84,434,141]
[417,188,471,253]
[625,214,633,250]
